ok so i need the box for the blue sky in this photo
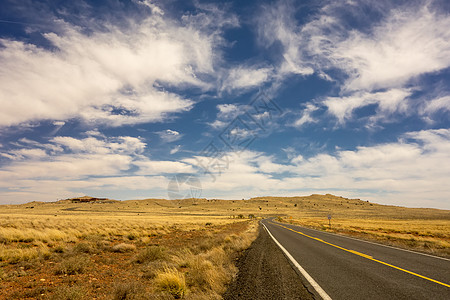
[0,0,449,208]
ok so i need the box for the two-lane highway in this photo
[261,218,450,299]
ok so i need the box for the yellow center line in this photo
[269,221,450,288]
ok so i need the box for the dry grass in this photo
[134,246,166,264]
[0,199,258,299]
[55,255,91,275]
[155,267,187,299]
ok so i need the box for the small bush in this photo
[155,267,187,299]
[55,255,90,275]
[111,243,136,253]
[134,246,166,264]
[73,242,94,254]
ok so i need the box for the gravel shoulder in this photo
[223,224,315,300]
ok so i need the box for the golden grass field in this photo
[0,194,449,299]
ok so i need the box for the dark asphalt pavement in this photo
[262,218,450,300]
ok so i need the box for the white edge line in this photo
[272,220,450,262]
[262,222,332,300]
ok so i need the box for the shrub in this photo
[134,246,166,264]
[155,267,187,299]
[111,243,136,253]
[55,255,90,275]
[73,242,94,254]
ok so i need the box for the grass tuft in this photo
[55,255,90,275]
[155,267,187,299]
[134,246,166,264]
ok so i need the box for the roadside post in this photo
[327,214,331,229]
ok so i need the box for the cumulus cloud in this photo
[0,3,237,128]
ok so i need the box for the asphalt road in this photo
[261,218,450,300]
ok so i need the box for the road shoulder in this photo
[223,224,314,300]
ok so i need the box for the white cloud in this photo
[421,95,450,115]
[324,89,411,124]
[0,135,194,204]
[137,0,164,15]
[170,145,181,155]
[1,129,449,208]
[156,129,182,143]
[53,121,65,126]
[332,5,450,92]
[209,103,247,129]
[181,129,450,208]
[257,2,314,76]
[134,160,193,174]
[260,1,450,126]
[217,104,243,118]
[293,103,318,128]
[276,2,450,92]
[221,66,272,91]
[0,4,237,127]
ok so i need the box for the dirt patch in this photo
[223,225,314,300]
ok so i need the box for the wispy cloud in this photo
[221,66,272,92]
[293,103,319,128]
[323,89,412,125]
[260,1,450,126]
[209,103,247,129]
[0,3,237,128]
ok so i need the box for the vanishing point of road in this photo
[261,218,450,300]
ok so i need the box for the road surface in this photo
[261,218,450,300]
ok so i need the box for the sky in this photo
[0,0,449,209]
